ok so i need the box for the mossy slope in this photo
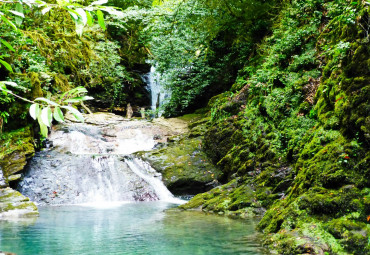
[182,1,370,253]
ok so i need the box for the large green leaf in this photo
[61,106,84,122]
[61,86,88,99]
[91,0,108,5]
[0,59,13,72]
[13,3,24,26]
[76,8,87,25]
[86,11,93,26]
[8,10,24,18]
[41,106,53,127]
[68,10,78,21]
[64,96,94,103]
[37,116,49,138]
[29,103,40,120]
[35,97,60,106]
[2,81,18,87]
[0,39,15,52]
[1,15,17,30]
[53,106,65,122]
[96,10,106,30]
[41,7,52,15]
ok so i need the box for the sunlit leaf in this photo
[76,8,87,25]
[0,15,17,30]
[86,11,93,26]
[15,3,24,26]
[29,103,40,120]
[0,39,15,52]
[53,106,64,122]
[75,19,84,36]
[9,10,25,18]
[96,10,106,30]
[2,81,18,87]
[68,10,78,21]
[0,59,13,72]
[41,106,53,127]
[41,7,52,15]
[37,115,48,137]
[91,0,108,6]
[102,7,123,17]
[35,97,59,106]
[61,106,84,122]
[64,96,94,103]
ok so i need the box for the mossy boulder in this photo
[180,178,264,218]
[0,187,38,218]
[0,127,35,184]
[138,114,222,195]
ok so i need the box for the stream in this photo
[0,113,268,254]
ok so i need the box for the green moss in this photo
[138,116,222,195]
[0,188,39,217]
[0,127,35,178]
[179,1,370,254]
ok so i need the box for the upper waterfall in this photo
[142,66,170,116]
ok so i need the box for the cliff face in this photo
[182,1,370,253]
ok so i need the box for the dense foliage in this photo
[181,0,370,253]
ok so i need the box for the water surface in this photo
[0,202,267,255]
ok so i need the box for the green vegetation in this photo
[0,0,369,254]
[179,0,370,253]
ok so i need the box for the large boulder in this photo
[138,115,222,195]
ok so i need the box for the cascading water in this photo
[18,113,184,206]
[142,66,170,115]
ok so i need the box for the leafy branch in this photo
[0,82,93,137]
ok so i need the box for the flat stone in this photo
[0,188,38,219]
[7,174,22,182]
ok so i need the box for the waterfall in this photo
[142,66,170,116]
[125,157,184,204]
[18,113,184,206]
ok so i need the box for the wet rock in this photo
[0,168,7,188]
[0,187,38,218]
[138,114,222,195]
[18,112,192,205]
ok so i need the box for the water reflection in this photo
[0,202,268,255]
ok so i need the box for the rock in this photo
[0,168,7,188]
[0,127,35,179]
[7,174,22,182]
[0,188,38,218]
[138,114,222,195]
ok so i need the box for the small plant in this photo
[0,111,10,133]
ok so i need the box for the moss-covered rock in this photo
[0,127,35,185]
[179,178,265,218]
[138,114,222,195]
[0,187,38,218]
